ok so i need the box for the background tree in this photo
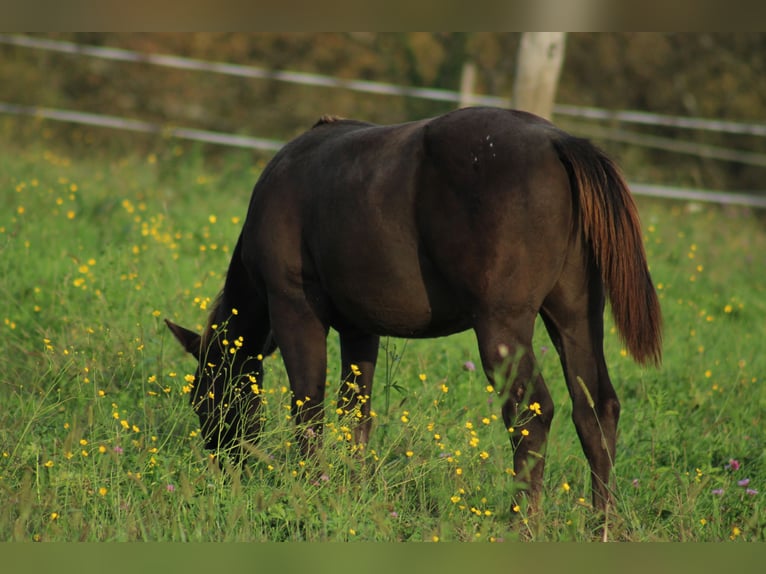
[511,32,567,120]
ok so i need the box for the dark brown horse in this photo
[166,106,662,515]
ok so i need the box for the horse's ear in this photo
[165,319,201,359]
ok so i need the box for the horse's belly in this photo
[325,272,471,338]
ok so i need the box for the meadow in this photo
[1,122,765,542]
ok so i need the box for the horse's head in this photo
[166,317,263,452]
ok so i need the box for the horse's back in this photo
[241,108,573,337]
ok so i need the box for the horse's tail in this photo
[553,136,662,366]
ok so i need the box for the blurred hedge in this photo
[2,33,765,190]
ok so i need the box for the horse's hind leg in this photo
[337,328,380,446]
[540,270,618,513]
[474,311,554,515]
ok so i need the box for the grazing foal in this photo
[167,107,662,514]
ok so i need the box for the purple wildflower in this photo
[726,459,741,471]
[632,478,640,488]
[311,473,330,487]
[113,445,124,455]
[166,484,176,492]
[737,478,751,487]
[711,488,725,496]
[463,361,476,372]
[746,488,758,496]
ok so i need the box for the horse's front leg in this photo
[268,294,330,460]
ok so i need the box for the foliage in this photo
[1,125,765,541]
[2,33,766,190]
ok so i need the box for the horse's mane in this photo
[311,115,372,130]
[312,115,345,127]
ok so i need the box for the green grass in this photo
[1,127,765,542]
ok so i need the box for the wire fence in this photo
[0,101,284,152]
[2,33,765,208]
[4,33,766,136]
